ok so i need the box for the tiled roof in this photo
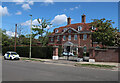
[50,23,92,36]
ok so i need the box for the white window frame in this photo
[68,35,71,40]
[78,26,82,31]
[74,35,77,40]
[68,29,72,33]
[63,35,66,41]
[83,34,87,40]
[92,26,96,30]
[57,36,59,41]
[55,29,58,33]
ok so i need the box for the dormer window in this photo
[55,29,58,33]
[92,26,96,30]
[63,28,67,32]
[78,26,82,31]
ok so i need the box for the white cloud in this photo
[0,6,10,16]
[28,1,34,5]
[44,0,54,4]
[21,19,41,26]
[70,8,74,10]
[21,18,53,29]
[22,4,31,10]
[69,5,80,11]
[6,31,18,37]
[13,0,25,4]
[75,6,78,9]
[51,14,67,25]
[15,11,22,15]
[46,25,52,29]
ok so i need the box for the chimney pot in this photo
[82,14,86,23]
[67,17,71,25]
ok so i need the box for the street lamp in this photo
[29,14,32,58]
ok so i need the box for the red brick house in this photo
[48,14,102,55]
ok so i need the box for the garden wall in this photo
[94,47,120,63]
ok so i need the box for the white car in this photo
[62,52,74,56]
[4,51,20,60]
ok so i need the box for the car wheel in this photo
[10,57,12,60]
[4,56,6,60]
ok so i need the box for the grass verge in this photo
[21,58,45,62]
[74,63,116,69]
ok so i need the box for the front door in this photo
[66,46,70,52]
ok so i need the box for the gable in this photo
[62,27,79,34]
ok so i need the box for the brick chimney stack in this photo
[82,14,86,23]
[67,17,71,25]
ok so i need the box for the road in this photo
[2,60,118,81]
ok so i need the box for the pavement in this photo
[21,57,119,69]
[2,59,119,81]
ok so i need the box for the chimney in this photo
[82,14,86,23]
[67,17,71,25]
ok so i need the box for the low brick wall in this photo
[94,47,120,63]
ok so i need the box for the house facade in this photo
[48,14,101,55]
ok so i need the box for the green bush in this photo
[83,52,89,57]
[2,46,53,59]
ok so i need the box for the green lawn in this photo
[21,58,45,62]
[74,63,116,69]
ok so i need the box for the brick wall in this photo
[94,47,120,63]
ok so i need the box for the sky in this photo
[1,0,119,37]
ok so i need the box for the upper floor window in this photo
[83,34,87,40]
[57,36,60,41]
[63,35,66,41]
[74,35,77,40]
[55,29,58,33]
[92,26,96,30]
[78,26,82,31]
[68,29,72,33]
[68,35,71,40]
[51,37,53,41]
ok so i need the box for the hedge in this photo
[2,46,53,59]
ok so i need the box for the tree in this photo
[114,32,120,46]
[90,18,118,46]
[32,18,52,46]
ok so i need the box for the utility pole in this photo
[14,24,17,52]
[29,15,32,58]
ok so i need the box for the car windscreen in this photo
[11,53,17,55]
[7,53,10,54]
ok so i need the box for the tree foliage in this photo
[32,18,52,46]
[90,18,119,46]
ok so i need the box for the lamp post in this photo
[29,15,32,59]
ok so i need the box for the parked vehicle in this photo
[4,51,20,60]
[62,52,74,56]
